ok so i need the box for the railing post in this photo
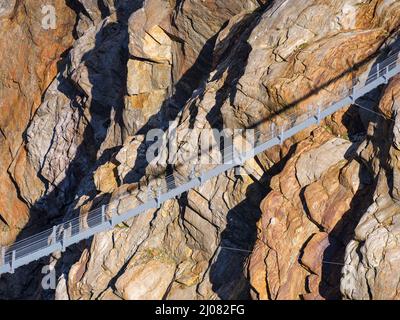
[199,172,204,185]
[307,105,312,117]
[317,106,321,124]
[235,150,243,166]
[101,205,106,224]
[383,65,389,83]
[350,92,355,103]
[223,143,231,165]
[234,165,245,177]
[10,250,16,274]
[79,214,83,232]
[190,167,196,180]
[255,129,261,147]
[68,222,72,237]
[271,122,276,137]
[52,226,57,244]
[279,125,284,145]
[110,208,117,227]
[156,187,162,209]
[62,225,67,252]
[0,246,5,266]
[190,167,202,188]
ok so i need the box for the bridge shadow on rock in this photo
[208,182,265,299]
[208,141,297,299]
[318,38,400,299]
[125,1,274,186]
[206,2,276,299]
[247,34,400,131]
[123,31,222,185]
[0,0,144,300]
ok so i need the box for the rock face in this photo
[340,76,400,300]
[0,0,16,19]
[1,0,400,300]
[244,0,400,298]
[247,127,374,299]
[0,0,75,245]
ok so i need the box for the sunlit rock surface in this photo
[0,0,400,300]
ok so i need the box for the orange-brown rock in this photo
[57,0,400,300]
[0,1,75,245]
[341,76,400,300]
[1,0,400,302]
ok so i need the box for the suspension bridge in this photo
[1,49,400,275]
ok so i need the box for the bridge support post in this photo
[10,250,16,274]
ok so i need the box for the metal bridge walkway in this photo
[1,50,400,275]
